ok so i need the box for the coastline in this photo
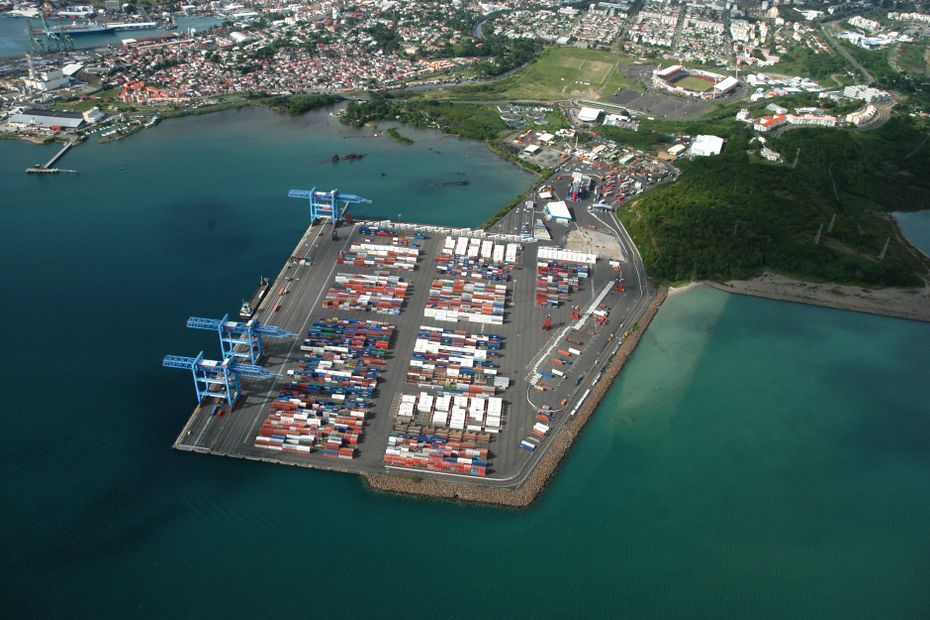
[668,282,700,296]
[364,285,669,507]
[705,273,930,323]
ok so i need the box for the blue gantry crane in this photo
[162,352,278,407]
[185,314,295,364]
[287,187,372,225]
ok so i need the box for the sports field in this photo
[432,47,634,101]
[671,75,715,92]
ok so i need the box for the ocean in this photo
[1,108,928,617]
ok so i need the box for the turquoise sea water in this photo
[0,15,222,57]
[895,210,930,257]
[2,109,929,617]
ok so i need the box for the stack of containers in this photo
[383,433,489,477]
[405,325,504,392]
[358,226,416,243]
[424,278,506,325]
[435,236,517,281]
[536,261,586,307]
[486,398,503,432]
[341,242,419,271]
[535,247,595,307]
[396,394,417,419]
[530,421,550,439]
[394,391,504,434]
[254,319,395,459]
[323,273,408,314]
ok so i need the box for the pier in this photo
[168,211,654,494]
[26,140,79,174]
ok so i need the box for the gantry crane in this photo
[162,352,278,408]
[287,187,371,226]
[185,314,295,364]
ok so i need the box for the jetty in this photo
[26,140,79,174]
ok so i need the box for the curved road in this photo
[820,21,874,85]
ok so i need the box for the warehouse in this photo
[713,76,739,96]
[544,200,573,223]
[577,107,602,123]
[689,135,724,157]
[7,109,84,130]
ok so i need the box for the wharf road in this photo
[173,191,655,487]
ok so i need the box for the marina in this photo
[168,185,655,488]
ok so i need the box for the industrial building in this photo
[7,109,84,130]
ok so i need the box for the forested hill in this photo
[617,117,930,287]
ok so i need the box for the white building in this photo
[846,105,877,126]
[713,76,740,96]
[82,107,105,124]
[23,67,70,92]
[848,16,881,33]
[577,107,602,123]
[888,12,930,25]
[786,113,837,128]
[690,135,724,157]
[843,84,890,103]
[544,200,573,223]
[760,146,782,162]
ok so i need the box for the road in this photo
[821,21,874,85]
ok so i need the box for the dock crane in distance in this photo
[185,314,296,364]
[287,187,372,240]
[162,352,278,408]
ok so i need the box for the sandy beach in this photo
[705,273,930,323]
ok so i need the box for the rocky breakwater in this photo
[365,286,670,507]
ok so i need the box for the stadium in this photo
[651,65,739,99]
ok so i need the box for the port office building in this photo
[7,109,84,130]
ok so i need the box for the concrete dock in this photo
[26,140,78,174]
[172,194,655,489]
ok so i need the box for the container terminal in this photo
[166,178,656,489]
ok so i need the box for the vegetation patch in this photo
[342,98,507,141]
[265,93,344,115]
[386,127,415,144]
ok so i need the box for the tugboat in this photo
[239,276,270,319]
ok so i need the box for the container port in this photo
[168,177,655,491]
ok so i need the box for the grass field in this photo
[429,46,634,101]
[671,75,715,92]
